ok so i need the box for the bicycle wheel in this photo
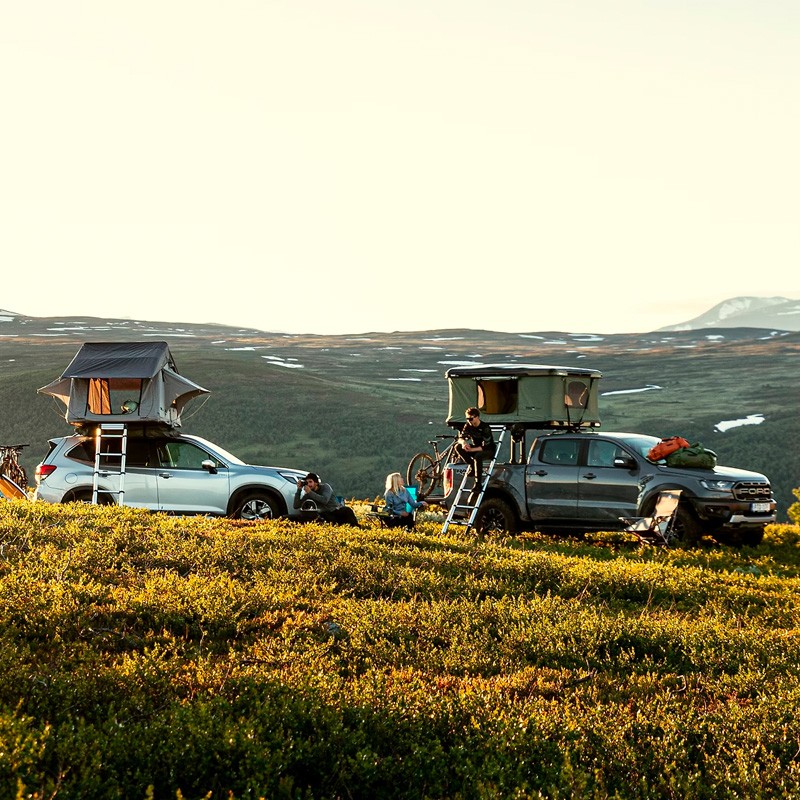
[1,459,26,491]
[406,452,437,498]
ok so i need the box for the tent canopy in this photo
[445,363,602,429]
[39,341,209,429]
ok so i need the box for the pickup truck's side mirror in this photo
[613,455,636,470]
[201,459,218,475]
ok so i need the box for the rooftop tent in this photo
[38,341,210,428]
[445,363,602,429]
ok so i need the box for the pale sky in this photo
[3,1,799,334]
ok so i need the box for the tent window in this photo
[87,378,143,415]
[564,380,589,409]
[477,379,518,415]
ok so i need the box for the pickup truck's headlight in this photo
[699,478,736,492]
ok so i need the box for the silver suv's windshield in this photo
[185,436,246,465]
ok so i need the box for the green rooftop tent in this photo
[38,341,209,429]
[445,363,602,429]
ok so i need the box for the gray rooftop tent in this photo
[445,363,602,429]
[38,341,209,429]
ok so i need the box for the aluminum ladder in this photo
[92,424,128,505]
[441,427,507,535]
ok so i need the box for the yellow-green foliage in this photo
[1,501,800,799]
[788,486,800,525]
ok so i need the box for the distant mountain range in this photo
[4,295,800,334]
[658,296,800,332]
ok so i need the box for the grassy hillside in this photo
[1,501,799,798]
[0,320,797,516]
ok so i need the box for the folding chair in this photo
[620,490,682,546]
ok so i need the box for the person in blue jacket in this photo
[383,472,428,529]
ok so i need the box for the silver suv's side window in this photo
[157,441,219,470]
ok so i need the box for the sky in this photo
[3,1,799,335]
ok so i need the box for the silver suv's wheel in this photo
[233,492,280,521]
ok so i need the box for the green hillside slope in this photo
[0,318,797,517]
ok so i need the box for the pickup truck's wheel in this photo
[723,526,766,547]
[232,492,279,521]
[475,498,517,534]
[665,505,702,547]
[407,452,437,498]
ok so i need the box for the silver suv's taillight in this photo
[35,464,57,484]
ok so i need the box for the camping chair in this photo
[620,490,682,546]
[367,487,420,529]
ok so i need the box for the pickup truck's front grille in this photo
[733,481,772,502]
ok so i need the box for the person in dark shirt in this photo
[293,472,359,526]
[454,407,495,484]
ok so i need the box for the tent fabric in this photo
[445,363,602,428]
[59,342,177,379]
[38,341,209,429]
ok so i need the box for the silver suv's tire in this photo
[233,492,280,521]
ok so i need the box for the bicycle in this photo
[406,433,464,499]
[0,444,28,491]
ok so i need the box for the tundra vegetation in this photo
[2,498,800,799]
[2,324,799,516]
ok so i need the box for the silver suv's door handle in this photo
[159,472,172,479]
[583,473,597,480]
[533,470,547,476]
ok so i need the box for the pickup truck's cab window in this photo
[538,438,580,466]
[586,439,627,468]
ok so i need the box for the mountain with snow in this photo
[659,296,800,332]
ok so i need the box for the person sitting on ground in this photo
[383,472,428,530]
[293,472,359,526]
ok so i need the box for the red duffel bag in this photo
[647,436,690,462]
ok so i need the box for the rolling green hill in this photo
[1,315,797,518]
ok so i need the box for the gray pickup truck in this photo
[442,429,776,546]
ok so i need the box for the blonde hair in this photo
[385,472,404,493]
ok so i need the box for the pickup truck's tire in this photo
[723,526,766,548]
[475,498,517,534]
[666,505,702,547]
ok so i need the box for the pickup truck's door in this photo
[525,437,580,521]
[576,438,640,522]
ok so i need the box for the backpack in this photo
[647,436,690,462]
[665,443,717,470]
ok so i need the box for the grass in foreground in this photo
[1,501,800,799]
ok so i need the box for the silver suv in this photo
[34,432,309,520]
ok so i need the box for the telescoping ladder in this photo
[92,424,128,505]
[441,427,507,536]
